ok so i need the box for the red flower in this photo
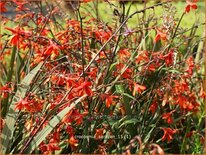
[115,63,133,79]
[47,142,60,151]
[75,80,94,96]
[162,110,175,124]
[95,128,104,140]
[163,49,173,66]
[5,27,21,46]
[135,51,149,64]
[94,28,111,43]
[15,97,30,111]
[175,95,188,109]
[185,56,195,75]
[86,67,98,79]
[101,94,119,108]
[173,80,189,94]
[133,82,146,96]
[51,74,66,86]
[185,0,198,13]
[122,68,133,79]
[40,141,60,154]
[118,49,131,62]
[186,131,195,138]
[0,2,7,12]
[161,128,178,142]
[66,125,74,136]
[13,0,28,11]
[44,40,60,60]
[154,28,167,43]
[149,102,158,114]
[68,135,79,151]
[63,109,88,125]
[5,26,31,46]
[0,83,12,98]
[15,96,43,112]
[147,63,158,72]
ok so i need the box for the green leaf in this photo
[115,84,124,94]
[119,118,139,128]
[2,46,17,117]
[121,91,133,115]
[24,94,87,154]
[109,62,117,72]
[7,46,17,83]
[161,68,181,74]
[16,52,25,83]
[1,62,43,154]
[122,93,136,101]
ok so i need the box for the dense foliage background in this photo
[0,0,205,154]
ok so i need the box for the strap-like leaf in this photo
[24,94,87,154]
[1,62,43,154]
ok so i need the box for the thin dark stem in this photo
[18,1,171,153]
[80,1,170,77]
[172,12,185,40]
[19,87,73,154]
[102,2,125,84]
[78,9,85,80]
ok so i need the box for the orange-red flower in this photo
[15,97,30,111]
[185,56,195,75]
[101,94,119,108]
[135,51,149,64]
[94,28,111,43]
[133,82,146,96]
[161,127,178,142]
[13,0,28,11]
[162,110,175,124]
[5,27,21,46]
[115,63,133,79]
[163,49,174,66]
[5,26,31,46]
[95,128,104,140]
[68,135,79,151]
[75,80,94,96]
[118,49,131,62]
[185,0,198,13]
[63,109,88,125]
[40,141,60,154]
[149,101,158,114]
[44,40,60,60]
[66,125,74,136]
[15,96,43,112]
[0,2,7,12]
[0,83,12,98]
[154,28,167,43]
[186,131,195,138]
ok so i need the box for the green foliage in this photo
[1,62,43,154]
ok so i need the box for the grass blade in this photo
[2,46,17,117]
[1,62,43,154]
[24,94,87,154]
